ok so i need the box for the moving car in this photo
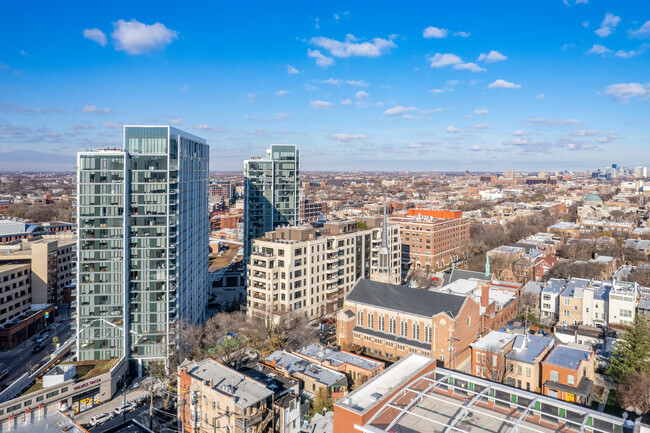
[89,413,113,426]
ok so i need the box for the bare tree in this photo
[617,371,650,414]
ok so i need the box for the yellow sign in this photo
[566,393,575,403]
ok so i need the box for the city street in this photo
[0,315,74,386]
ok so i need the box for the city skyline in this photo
[1,1,650,172]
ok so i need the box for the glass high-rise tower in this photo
[243,144,300,257]
[76,126,209,371]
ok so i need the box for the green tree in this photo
[310,387,333,416]
[606,315,650,382]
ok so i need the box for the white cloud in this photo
[445,125,460,133]
[111,19,177,54]
[341,99,353,106]
[83,28,107,46]
[428,53,485,72]
[169,118,183,125]
[287,64,299,74]
[82,105,112,114]
[355,90,369,99]
[303,84,318,91]
[603,82,649,103]
[247,92,257,103]
[587,44,611,55]
[244,114,255,120]
[455,62,486,72]
[20,50,30,56]
[272,112,291,120]
[582,21,590,28]
[512,130,525,136]
[103,122,122,129]
[345,80,369,87]
[275,90,290,96]
[423,26,448,39]
[307,49,335,67]
[488,79,521,89]
[474,123,493,129]
[477,50,507,63]
[629,21,650,38]
[310,34,396,58]
[473,108,488,115]
[428,53,461,68]
[528,117,579,125]
[320,78,341,85]
[331,133,367,142]
[310,100,332,110]
[537,93,545,100]
[194,125,229,133]
[455,31,471,37]
[470,145,481,151]
[614,46,647,58]
[594,13,621,38]
[314,18,320,30]
[383,105,417,116]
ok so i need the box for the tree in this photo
[616,371,650,414]
[310,388,333,416]
[606,315,650,382]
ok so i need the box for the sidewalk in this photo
[72,384,151,425]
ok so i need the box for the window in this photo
[425,326,431,343]
[367,312,374,328]
[567,375,575,385]
[517,365,522,375]
[412,323,420,340]
[378,315,385,331]
[526,367,531,378]
[467,316,471,327]
[389,318,396,334]
[400,320,408,337]
[357,311,363,326]
[492,355,497,368]
[564,298,570,306]
[550,370,559,382]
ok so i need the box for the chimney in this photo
[210,379,214,388]
[481,284,490,308]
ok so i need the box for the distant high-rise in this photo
[243,144,299,256]
[76,126,209,371]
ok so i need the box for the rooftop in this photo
[296,344,383,371]
[470,331,516,352]
[543,344,592,370]
[335,354,433,414]
[183,359,273,409]
[506,335,554,364]
[265,351,346,387]
[347,279,467,319]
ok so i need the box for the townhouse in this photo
[541,344,595,405]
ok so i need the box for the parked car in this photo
[32,344,45,354]
[0,370,8,380]
[90,413,113,426]
[114,402,137,415]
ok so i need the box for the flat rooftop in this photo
[355,367,627,433]
[336,354,433,413]
[296,344,383,372]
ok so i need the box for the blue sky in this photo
[1,1,649,172]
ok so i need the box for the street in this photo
[0,316,74,386]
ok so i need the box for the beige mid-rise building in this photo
[0,237,75,305]
[0,262,32,325]
[246,219,400,321]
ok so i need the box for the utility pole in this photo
[149,381,154,431]
[123,373,128,422]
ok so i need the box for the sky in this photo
[1,1,649,172]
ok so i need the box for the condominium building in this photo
[243,145,299,258]
[76,125,209,371]
[390,210,469,270]
[246,219,400,320]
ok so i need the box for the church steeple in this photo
[377,200,391,281]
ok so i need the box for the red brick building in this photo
[337,279,480,369]
[390,211,469,270]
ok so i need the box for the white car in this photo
[114,402,137,415]
[89,413,113,426]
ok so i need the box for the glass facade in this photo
[243,145,299,256]
[76,126,209,367]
